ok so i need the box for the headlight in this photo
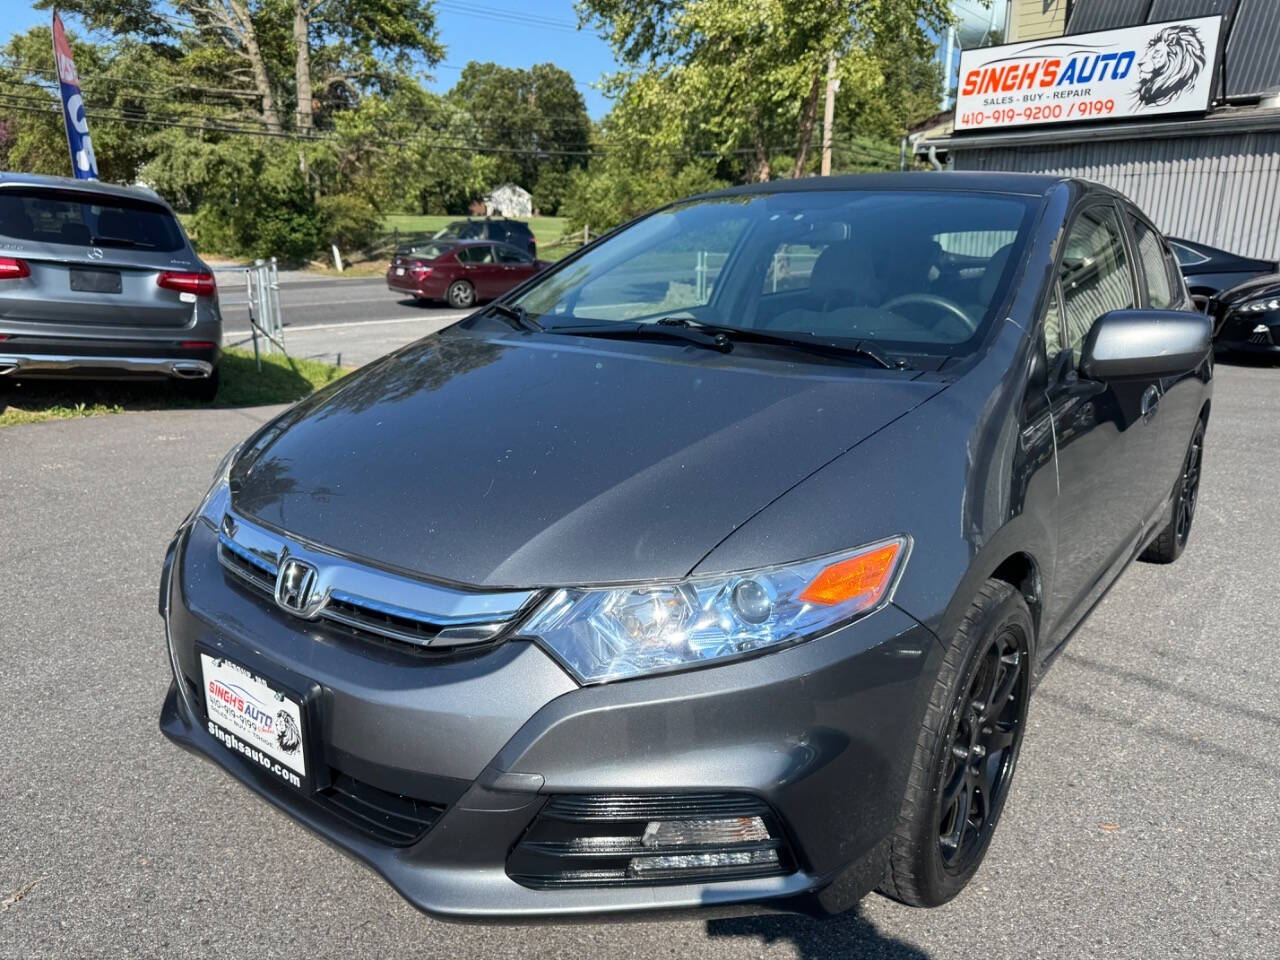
[522,536,908,684]
[193,442,241,526]
[1241,297,1280,313]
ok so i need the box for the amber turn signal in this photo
[800,541,903,607]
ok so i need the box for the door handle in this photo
[1140,384,1161,420]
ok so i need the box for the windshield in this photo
[433,221,484,241]
[0,187,186,252]
[514,189,1038,355]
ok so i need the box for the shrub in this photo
[317,194,381,253]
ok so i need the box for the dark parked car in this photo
[426,218,538,257]
[1167,236,1275,311]
[0,172,222,399]
[161,173,1211,920]
[1208,271,1280,358]
[386,240,547,308]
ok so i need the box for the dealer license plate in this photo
[395,267,405,276]
[200,653,308,791]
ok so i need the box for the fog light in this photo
[641,816,770,848]
[628,849,779,877]
[507,794,794,888]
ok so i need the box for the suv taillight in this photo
[158,270,216,297]
[0,257,31,280]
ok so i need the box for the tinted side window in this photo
[1131,218,1175,309]
[1170,241,1209,267]
[496,245,530,264]
[1061,205,1135,363]
[457,245,495,264]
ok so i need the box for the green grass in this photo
[0,348,346,429]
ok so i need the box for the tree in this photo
[836,23,943,146]
[577,0,950,180]
[447,61,591,194]
[37,0,443,136]
[289,0,442,134]
[0,27,176,181]
[559,151,724,233]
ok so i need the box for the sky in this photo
[0,0,621,118]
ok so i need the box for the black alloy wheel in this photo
[936,624,1027,873]
[1140,418,1206,564]
[1175,425,1203,548]
[879,579,1033,907]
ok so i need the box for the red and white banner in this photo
[51,10,99,179]
[954,16,1223,132]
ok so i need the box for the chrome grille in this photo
[215,510,535,650]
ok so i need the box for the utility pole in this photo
[821,52,838,176]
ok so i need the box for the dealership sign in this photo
[954,16,1223,132]
[51,10,99,179]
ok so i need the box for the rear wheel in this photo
[175,367,220,404]
[878,580,1031,907]
[1140,418,1205,564]
[446,280,475,309]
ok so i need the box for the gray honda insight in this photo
[160,173,1212,919]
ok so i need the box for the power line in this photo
[0,54,601,107]
[433,1,580,33]
[0,93,606,157]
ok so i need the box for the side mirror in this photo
[1080,309,1211,380]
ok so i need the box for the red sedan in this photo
[386,240,548,309]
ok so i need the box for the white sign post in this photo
[954,16,1223,133]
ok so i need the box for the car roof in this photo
[0,171,171,208]
[691,171,1091,202]
[1168,236,1274,268]
[449,218,530,228]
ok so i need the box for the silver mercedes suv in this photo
[0,172,223,400]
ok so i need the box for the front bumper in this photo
[0,335,220,380]
[1215,314,1280,355]
[159,520,942,919]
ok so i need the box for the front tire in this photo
[878,580,1032,907]
[1140,418,1204,565]
[446,280,475,309]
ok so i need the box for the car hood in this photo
[231,330,945,588]
[1212,272,1280,308]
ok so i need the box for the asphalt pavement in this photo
[1,360,1277,959]
[214,272,468,368]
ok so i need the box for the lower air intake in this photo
[506,793,794,889]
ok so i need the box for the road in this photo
[214,272,468,368]
[1,361,1277,959]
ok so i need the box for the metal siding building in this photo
[949,120,1280,260]
[922,0,1280,260]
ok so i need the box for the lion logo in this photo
[275,711,301,754]
[1135,25,1207,108]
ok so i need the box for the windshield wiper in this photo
[542,319,732,353]
[483,301,542,332]
[90,235,155,249]
[658,318,905,370]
